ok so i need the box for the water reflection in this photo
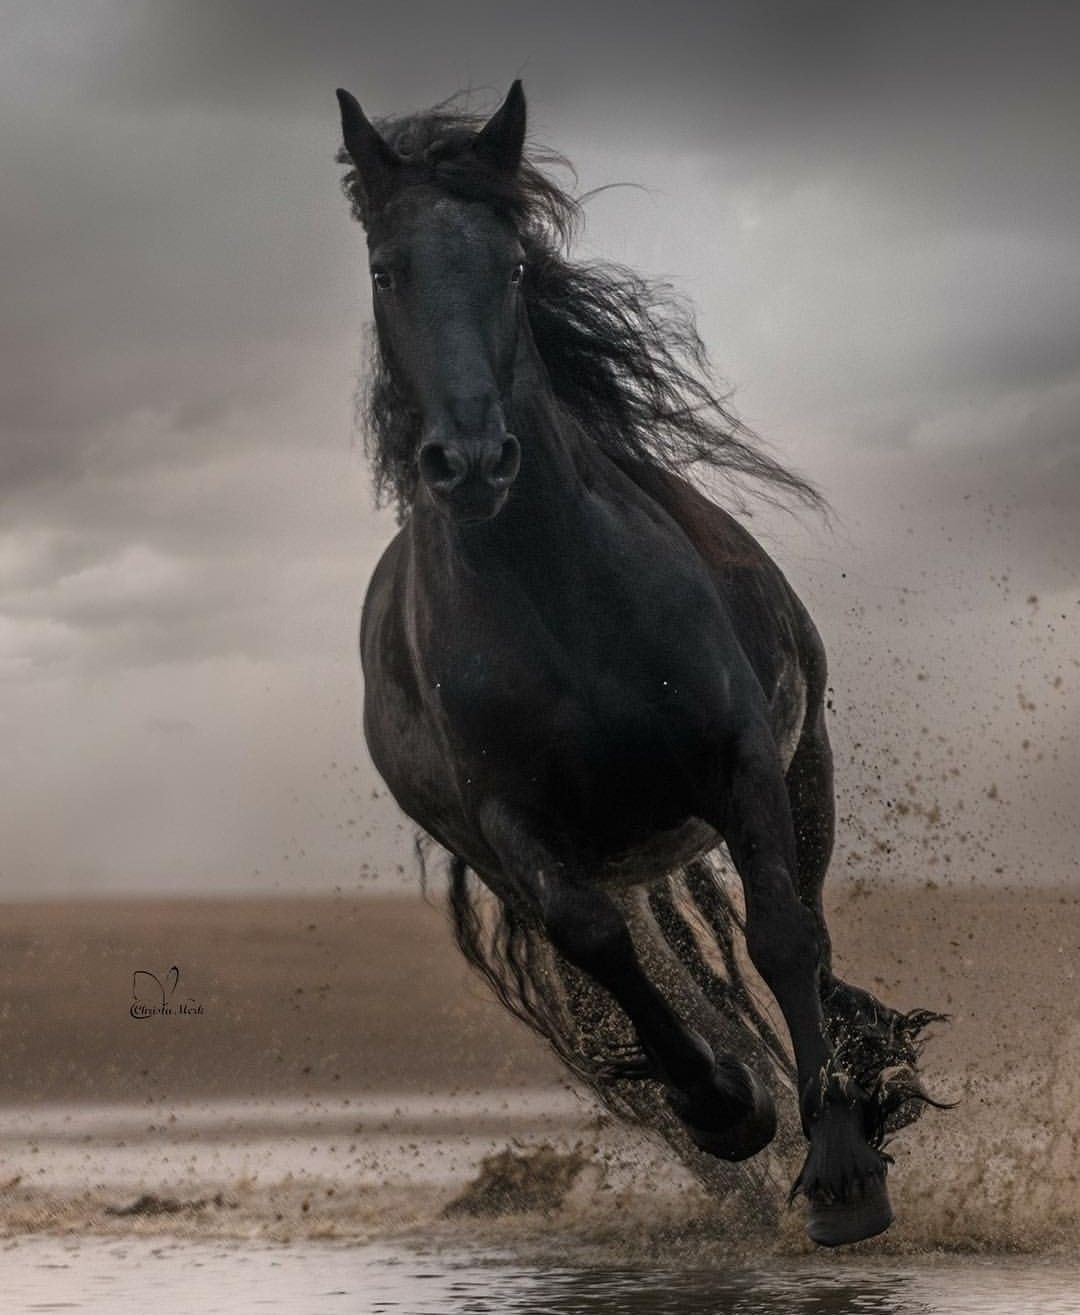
[383,1256,928,1315]
[9,1237,1080,1314]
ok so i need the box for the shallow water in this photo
[3,1091,1080,1311]
[0,1090,587,1195]
[5,1236,1080,1314]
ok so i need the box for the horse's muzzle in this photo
[418,434,521,522]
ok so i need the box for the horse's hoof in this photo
[805,1173,893,1247]
[666,1059,777,1162]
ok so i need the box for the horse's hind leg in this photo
[478,800,777,1163]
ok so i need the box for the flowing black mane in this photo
[337,98,824,521]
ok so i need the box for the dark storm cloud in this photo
[7,1,1079,493]
[0,86,349,497]
[90,0,1080,226]
[1,4,383,695]
[77,0,1080,484]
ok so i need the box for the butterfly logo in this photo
[130,965,180,1019]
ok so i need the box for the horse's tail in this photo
[446,851,804,1213]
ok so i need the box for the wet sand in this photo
[0,880,1078,1302]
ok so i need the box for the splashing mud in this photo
[443,1143,593,1217]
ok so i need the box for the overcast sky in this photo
[2,1,1078,898]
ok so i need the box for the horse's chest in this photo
[433,633,717,803]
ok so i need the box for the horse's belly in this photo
[595,817,719,889]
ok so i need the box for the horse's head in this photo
[338,83,528,525]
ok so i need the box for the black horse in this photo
[336,80,940,1247]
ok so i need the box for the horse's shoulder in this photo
[360,528,423,699]
[605,452,828,691]
[361,524,407,622]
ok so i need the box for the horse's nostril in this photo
[419,441,468,492]
[485,435,521,488]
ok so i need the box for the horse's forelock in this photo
[338,101,579,244]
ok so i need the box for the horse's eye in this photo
[371,270,393,292]
[510,262,525,286]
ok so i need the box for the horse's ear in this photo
[337,88,401,216]
[474,79,526,174]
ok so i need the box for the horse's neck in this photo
[502,387,591,530]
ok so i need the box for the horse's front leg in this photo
[478,800,776,1162]
[707,723,893,1247]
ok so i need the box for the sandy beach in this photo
[0,878,1076,1108]
[0,878,1077,1257]
[0,889,562,1105]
